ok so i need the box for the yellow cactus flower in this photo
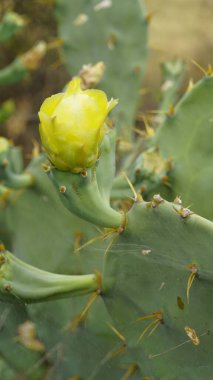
[0,137,10,154]
[38,77,118,173]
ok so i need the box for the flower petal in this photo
[65,77,82,95]
[84,88,108,115]
[39,113,59,153]
[39,93,63,117]
[38,77,118,172]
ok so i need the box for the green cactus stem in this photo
[3,163,34,189]
[49,166,123,228]
[0,142,34,189]
[0,251,99,303]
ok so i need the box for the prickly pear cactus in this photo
[55,0,148,142]
[103,199,213,379]
[111,74,213,220]
[1,72,213,379]
[0,2,213,379]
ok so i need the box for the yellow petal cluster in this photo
[38,78,118,172]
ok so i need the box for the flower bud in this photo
[38,78,118,173]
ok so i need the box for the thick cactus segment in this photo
[55,0,148,141]
[0,155,145,379]
[0,141,34,189]
[27,296,141,380]
[155,76,213,220]
[0,155,104,273]
[49,166,123,228]
[103,199,213,379]
[2,165,34,189]
[0,251,98,303]
[0,158,131,378]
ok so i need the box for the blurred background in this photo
[0,0,212,157]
